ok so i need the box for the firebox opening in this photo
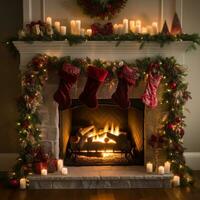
[60,99,144,166]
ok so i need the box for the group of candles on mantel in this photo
[146,161,180,187]
[46,16,158,36]
[19,159,67,189]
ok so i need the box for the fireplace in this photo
[61,99,144,166]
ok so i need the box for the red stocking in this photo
[54,63,80,110]
[79,66,108,108]
[112,65,138,109]
[141,72,162,108]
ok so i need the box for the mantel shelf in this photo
[13,41,190,68]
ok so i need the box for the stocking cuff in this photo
[118,65,138,85]
[87,65,108,82]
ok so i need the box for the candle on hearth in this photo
[135,20,141,33]
[75,20,81,35]
[113,24,119,34]
[152,22,158,34]
[173,175,180,186]
[80,28,85,36]
[142,27,147,34]
[123,19,129,33]
[41,168,48,176]
[164,161,171,173]
[70,20,76,34]
[46,17,52,26]
[118,24,123,34]
[60,26,67,35]
[20,178,26,189]
[158,166,165,175]
[129,20,135,33]
[61,167,68,175]
[57,159,64,171]
[146,162,153,173]
[54,21,61,32]
[86,29,92,36]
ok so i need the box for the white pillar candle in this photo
[152,22,158,34]
[142,27,147,34]
[164,161,171,173]
[46,17,52,26]
[146,162,153,173]
[113,24,119,34]
[57,159,64,171]
[20,178,26,189]
[86,29,92,36]
[118,24,124,35]
[70,20,76,34]
[173,175,180,186]
[129,20,135,33]
[75,20,81,35]
[123,19,129,34]
[54,21,61,32]
[135,20,142,33]
[41,168,48,176]
[60,26,67,35]
[158,166,165,175]
[80,28,85,36]
[147,25,153,35]
[61,167,68,175]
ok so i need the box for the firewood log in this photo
[79,125,94,136]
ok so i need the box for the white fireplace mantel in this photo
[13,40,189,159]
[14,41,191,70]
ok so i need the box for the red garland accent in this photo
[77,0,128,20]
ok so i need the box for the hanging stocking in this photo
[112,65,138,109]
[79,65,108,108]
[141,72,162,108]
[54,63,80,110]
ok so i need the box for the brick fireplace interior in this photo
[61,99,144,166]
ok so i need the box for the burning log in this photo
[79,125,94,136]
[81,142,117,151]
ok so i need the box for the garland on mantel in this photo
[13,54,193,186]
[4,32,200,54]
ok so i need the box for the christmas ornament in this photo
[171,13,182,35]
[169,82,177,89]
[161,20,170,35]
[141,72,162,108]
[54,63,80,110]
[79,65,108,108]
[9,179,20,188]
[112,65,138,109]
[77,0,128,20]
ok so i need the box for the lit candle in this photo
[61,167,68,175]
[173,175,180,186]
[118,24,124,35]
[57,159,64,171]
[147,25,153,35]
[54,21,61,32]
[129,20,135,33]
[46,17,52,26]
[158,166,165,175]
[113,24,119,34]
[142,27,147,34]
[152,22,158,34]
[70,20,76,34]
[146,162,153,173]
[135,20,142,33]
[86,29,92,36]
[75,20,81,35]
[164,161,171,173]
[123,19,129,34]
[80,28,85,36]
[60,26,67,35]
[20,178,26,189]
[41,168,48,176]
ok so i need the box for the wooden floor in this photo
[0,171,200,200]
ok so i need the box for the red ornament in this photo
[169,82,177,89]
[167,123,174,130]
[175,117,181,123]
[9,179,19,188]
[33,162,47,174]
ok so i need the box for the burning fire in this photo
[86,123,121,144]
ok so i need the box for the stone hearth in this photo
[28,166,173,189]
